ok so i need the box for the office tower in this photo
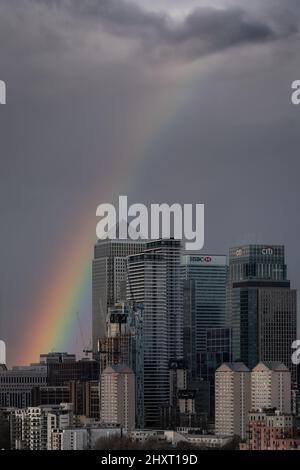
[251,362,291,413]
[215,362,251,439]
[92,239,145,353]
[100,364,135,431]
[228,245,297,383]
[127,250,168,428]
[169,359,188,408]
[69,381,100,419]
[0,365,47,408]
[146,239,183,360]
[161,359,186,429]
[258,289,296,376]
[126,239,182,428]
[10,404,73,450]
[161,359,209,430]
[32,385,70,407]
[46,358,100,386]
[198,327,231,417]
[181,255,228,380]
[32,381,100,419]
[199,328,231,382]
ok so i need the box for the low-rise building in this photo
[165,430,233,448]
[10,403,73,450]
[49,425,121,450]
[240,409,300,450]
[0,365,47,408]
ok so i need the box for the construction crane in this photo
[76,312,92,357]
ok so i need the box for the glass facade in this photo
[92,240,145,353]
[228,245,297,382]
[228,245,286,283]
[127,251,169,429]
[181,255,228,380]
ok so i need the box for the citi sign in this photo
[261,247,273,255]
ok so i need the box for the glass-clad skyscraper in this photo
[127,239,183,428]
[181,255,228,380]
[92,239,145,353]
[227,245,297,384]
[127,251,168,429]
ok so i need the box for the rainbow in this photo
[21,63,201,365]
[22,213,94,363]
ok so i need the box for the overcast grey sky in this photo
[0,0,300,365]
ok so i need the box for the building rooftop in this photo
[216,362,250,373]
[102,364,134,375]
[252,362,289,372]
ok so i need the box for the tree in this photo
[221,435,241,450]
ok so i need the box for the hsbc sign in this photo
[184,255,227,266]
[190,256,212,263]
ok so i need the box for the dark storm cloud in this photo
[33,0,300,61]
[1,0,300,364]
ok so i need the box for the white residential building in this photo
[49,426,122,450]
[215,362,251,439]
[100,364,135,431]
[251,362,291,413]
[10,403,73,450]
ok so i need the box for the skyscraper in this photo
[146,239,183,360]
[227,245,297,383]
[198,327,231,418]
[160,359,209,430]
[127,250,168,428]
[181,255,228,380]
[126,239,183,428]
[92,239,145,353]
